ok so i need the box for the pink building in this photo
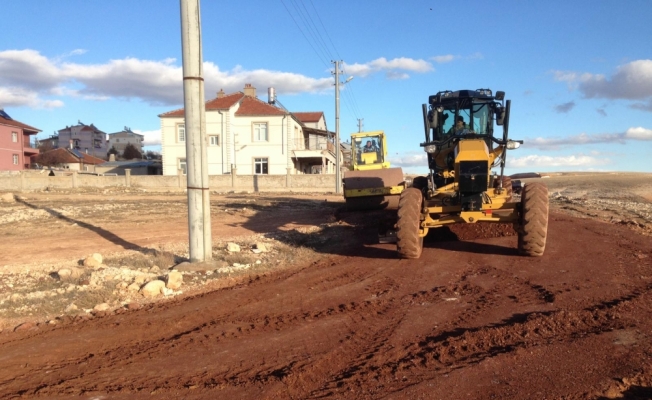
[0,109,40,171]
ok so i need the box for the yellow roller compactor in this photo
[342,131,405,211]
[396,89,549,258]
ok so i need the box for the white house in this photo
[108,127,144,155]
[159,84,338,176]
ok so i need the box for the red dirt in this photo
[1,203,652,399]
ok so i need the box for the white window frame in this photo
[254,157,269,174]
[177,124,186,143]
[178,158,187,175]
[209,135,220,146]
[11,132,17,143]
[12,154,19,165]
[253,122,268,142]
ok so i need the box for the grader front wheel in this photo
[396,188,424,259]
[518,182,549,256]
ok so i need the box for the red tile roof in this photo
[0,115,41,134]
[159,92,246,117]
[293,112,324,123]
[41,148,106,165]
[235,96,287,116]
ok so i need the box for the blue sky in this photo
[1,0,651,174]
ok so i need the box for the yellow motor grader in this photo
[396,89,549,258]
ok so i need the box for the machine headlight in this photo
[424,144,437,153]
[506,140,521,150]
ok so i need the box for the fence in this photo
[0,169,339,193]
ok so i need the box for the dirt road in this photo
[1,214,651,397]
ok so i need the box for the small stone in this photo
[115,281,128,290]
[127,283,141,292]
[10,293,22,301]
[0,193,15,203]
[57,268,72,280]
[255,260,262,265]
[149,265,160,273]
[126,303,141,310]
[134,275,147,285]
[83,253,103,268]
[162,287,174,296]
[254,243,269,252]
[166,271,183,290]
[227,242,241,252]
[93,303,110,312]
[141,280,165,297]
[65,303,78,312]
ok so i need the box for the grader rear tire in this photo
[397,188,424,259]
[518,182,549,256]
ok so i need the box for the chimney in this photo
[69,139,73,149]
[109,154,116,162]
[243,83,256,98]
[217,88,225,98]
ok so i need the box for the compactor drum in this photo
[397,89,549,258]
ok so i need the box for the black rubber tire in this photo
[396,188,424,259]
[517,182,549,256]
[494,176,513,201]
[412,176,429,191]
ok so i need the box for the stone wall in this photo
[0,170,338,192]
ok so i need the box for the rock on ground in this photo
[0,193,15,203]
[227,242,241,252]
[83,253,103,268]
[166,271,183,290]
[141,280,165,297]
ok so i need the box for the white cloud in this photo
[0,50,465,110]
[389,152,427,168]
[509,154,605,168]
[343,57,433,78]
[431,55,456,64]
[527,127,652,150]
[624,127,652,141]
[133,129,161,146]
[552,60,652,111]
[0,86,64,109]
[0,49,63,90]
[386,71,410,80]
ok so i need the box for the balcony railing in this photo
[292,138,334,152]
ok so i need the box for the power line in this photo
[308,0,342,61]
[279,0,330,68]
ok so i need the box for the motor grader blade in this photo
[343,167,404,211]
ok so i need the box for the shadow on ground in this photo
[220,195,519,259]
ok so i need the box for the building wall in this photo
[161,105,303,176]
[58,125,109,160]
[108,132,145,154]
[0,124,24,171]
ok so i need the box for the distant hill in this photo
[510,172,541,179]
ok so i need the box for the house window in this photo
[209,135,219,146]
[178,124,185,142]
[178,158,187,175]
[11,132,17,142]
[254,158,268,174]
[253,123,268,142]
[12,154,19,165]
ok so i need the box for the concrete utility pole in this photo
[180,0,212,262]
[333,60,341,194]
[357,118,364,133]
